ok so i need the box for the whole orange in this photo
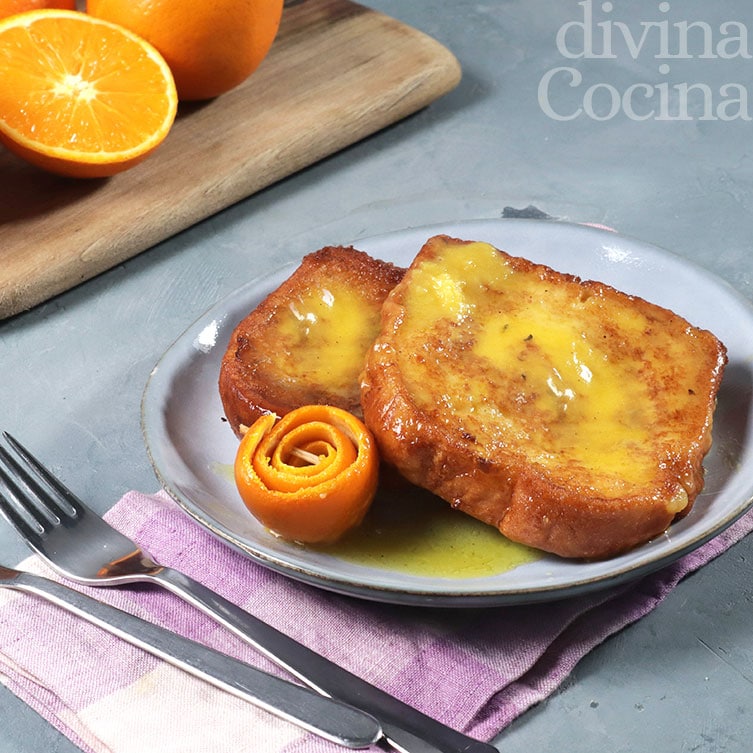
[86,0,284,101]
[0,0,76,18]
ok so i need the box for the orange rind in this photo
[234,406,380,544]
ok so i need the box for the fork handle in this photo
[154,566,497,753]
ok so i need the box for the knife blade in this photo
[158,567,499,753]
[0,565,381,750]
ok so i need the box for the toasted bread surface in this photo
[360,235,728,559]
[219,245,404,436]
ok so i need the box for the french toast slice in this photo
[360,235,728,559]
[219,245,404,436]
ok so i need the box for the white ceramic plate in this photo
[141,219,753,606]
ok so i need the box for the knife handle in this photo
[157,566,498,753]
[8,570,381,749]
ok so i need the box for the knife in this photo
[156,568,498,753]
[0,565,380,749]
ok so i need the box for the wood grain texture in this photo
[0,0,461,319]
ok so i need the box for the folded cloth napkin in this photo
[1,490,751,753]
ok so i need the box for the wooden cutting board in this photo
[0,0,461,320]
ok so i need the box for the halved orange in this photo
[0,9,178,178]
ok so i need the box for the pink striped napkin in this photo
[1,489,751,753]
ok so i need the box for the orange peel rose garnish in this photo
[234,405,380,544]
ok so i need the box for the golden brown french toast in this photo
[360,235,728,559]
[219,245,404,436]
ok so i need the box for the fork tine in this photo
[0,477,48,544]
[2,432,85,520]
[0,440,64,531]
[0,443,65,523]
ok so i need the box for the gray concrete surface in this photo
[2,1,753,751]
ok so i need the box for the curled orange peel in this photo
[234,405,380,543]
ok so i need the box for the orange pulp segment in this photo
[0,9,178,178]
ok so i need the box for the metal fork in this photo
[0,432,497,753]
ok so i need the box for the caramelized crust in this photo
[360,235,728,559]
[219,246,404,436]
